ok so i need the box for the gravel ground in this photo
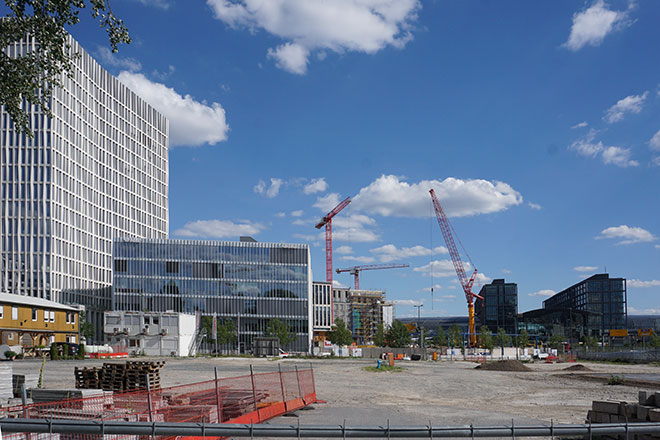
[8,357,660,427]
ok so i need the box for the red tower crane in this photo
[315,196,351,284]
[429,188,482,347]
[336,263,410,290]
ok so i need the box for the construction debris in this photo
[563,364,592,371]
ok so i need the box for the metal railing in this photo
[3,418,660,438]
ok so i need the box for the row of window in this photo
[0,305,72,323]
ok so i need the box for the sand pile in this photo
[563,364,591,372]
[475,360,531,372]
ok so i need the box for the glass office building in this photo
[475,279,518,334]
[1,33,169,341]
[113,238,312,353]
[542,273,626,337]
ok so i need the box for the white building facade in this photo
[0,34,169,341]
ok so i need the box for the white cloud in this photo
[649,130,660,152]
[569,130,638,167]
[601,146,639,167]
[597,225,657,245]
[335,245,353,255]
[528,289,556,297]
[604,92,648,123]
[416,284,443,293]
[151,65,176,81]
[628,279,660,288]
[392,299,423,307]
[117,72,229,147]
[573,265,598,272]
[528,202,542,210]
[414,260,468,278]
[207,0,421,74]
[292,233,319,243]
[656,244,660,249]
[564,0,632,51]
[571,121,588,129]
[313,193,342,212]
[290,210,304,217]
[340,255,376,264]
[135,0,173,9]
[253,178,284,198]
[332,279,348,289]
[653,156,660,167]
[174,219,265,238]
[303,178,328,195]
[353,175,522,218]
[275,212,286,218]
[369,244,447,263]
[628,306,660,315]
[501,269,512,274]
[267,42,309,75]
[330,214,380,242]
[434,295,457,302]
[96,47,142,72]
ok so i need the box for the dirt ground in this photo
[9,357,660,427]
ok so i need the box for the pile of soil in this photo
[563,364,592,372]
[475,360,531,372]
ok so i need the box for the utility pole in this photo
[413,304,424,351]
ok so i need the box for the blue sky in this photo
[59,0,659,318]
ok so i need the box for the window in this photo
[32,308,37,321]
[8,333,14,340]
[12,307,18,320]
[50,310,55,322]
[114,259,127,272]
[0,305,3,319]
[166,261,179,273]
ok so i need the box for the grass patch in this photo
[363,365,404,373]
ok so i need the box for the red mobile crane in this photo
[336,263,410,290]
[429,188,482,347]
[315,196,351,284]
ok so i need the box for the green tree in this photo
[448,323,462,348]
[649,333,660,349]
[1,0,131,134]
[79,311,94,341]
[265,318,295,347]
[217,319,237,345]
[494,328,511,358]
[478,326,494,352]
[516,329,529,350]
[373,323,386,347]
[327,318,353,346]
[433,326,447,347]
[385,320,412,348]
[583,335,599,350]
[547,334,563,350]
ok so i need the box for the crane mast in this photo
[336,263,409,289]
[429,189,480,347]
[315,196,351,284]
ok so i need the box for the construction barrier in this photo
[0,364,317,440]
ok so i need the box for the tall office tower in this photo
[1,34,169,340]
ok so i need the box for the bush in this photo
[607,374,624,385]
[50,343,59,360]
[4,350,17,360]
[77,344,86,360]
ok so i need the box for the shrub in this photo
[4,350,17,360]
[607,374,624,385]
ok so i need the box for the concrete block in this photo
[587,410,595,422]
[655,392,660,407]
[623,403,638,419]
[649,408,660,422]
[638,405,652,421]
[593,401,622,415]
[592,411,610,423]
[640,391,656,406]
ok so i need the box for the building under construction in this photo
[332,288,392,344]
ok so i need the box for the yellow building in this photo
[0,293,80,347]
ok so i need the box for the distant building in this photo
[331,288,389,344]
[1,32,169,343]
[382,302,394,328]
[542,273,626,337]
[112,238,312,353]
[0,292,80,346]
[474,279,518,334]
[399,316,469,336]
[104,311,196,356]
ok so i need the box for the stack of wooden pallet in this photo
[125,361,165,390]
[74,367,102,389]
[101,363,128,391]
